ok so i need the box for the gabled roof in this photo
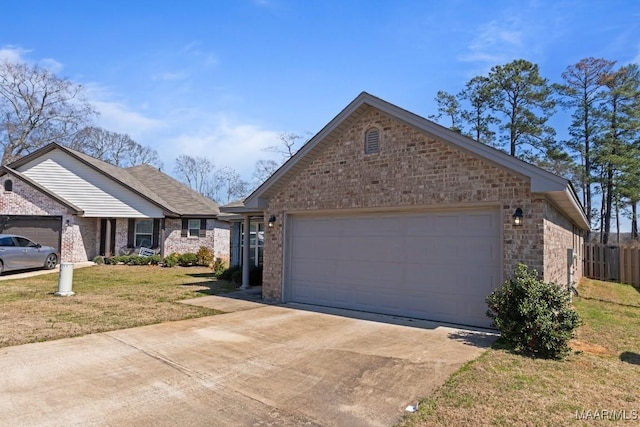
[239,92,589,230]
[6,143,220,218]
[0,166,84,214]
[126,164,220,217]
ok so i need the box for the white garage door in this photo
[285,208,501,328]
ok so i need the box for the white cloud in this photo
[39,58,64,73]
[84,82,166,141]
[459,19,525,66]
[458,2,567,72]
[164,115,281,180]
[0,46,29,62]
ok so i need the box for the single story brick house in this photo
[222,92,589,328]
[0,143,229,264]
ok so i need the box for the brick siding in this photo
[163,218,229,260]
[261,106,580,301]
[543,202,584,287]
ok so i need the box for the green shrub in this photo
[149,254,162,265]
[92,255,105,265]
[486,263,581,359]
[212,257,227,276]
[163,253,179,268]
[178,252,198,267]
[196,246,214,267]
[219,265,241,281]
[128,255,151,265]
[109,255,129,264]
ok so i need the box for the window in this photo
[188,219,200,238]
[14,236,38,247]
[365,128,380,154]
[0,236,15,246]
[240,222,264,267]
[4,180,12,192]
[134,219,153,248]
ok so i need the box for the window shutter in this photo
[127,219,135,247]
[181,219,188,237]
[199,219,207,238]
[152,219,160,248]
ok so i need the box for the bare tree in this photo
[0,60,96,164]
[251,159,279,188]
[127,144,163,169]
[214,166,249,205]
[264,132,305,160]
[69,126,161,168]
[173,155,216,199]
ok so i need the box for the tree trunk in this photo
[615,199,620,244]
[603,166,614,245]
[632,201,639,240]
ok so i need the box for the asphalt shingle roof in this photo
[7,143,220,218]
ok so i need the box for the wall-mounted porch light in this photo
[512,208,523,226]
[268,215,277,228]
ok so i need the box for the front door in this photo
[100,219,117,257]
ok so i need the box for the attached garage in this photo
[225,92,590,330]
[285,208,501,327]
[0,216,62,252]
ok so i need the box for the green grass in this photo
[0,264,239,347]
[398,278,640,427]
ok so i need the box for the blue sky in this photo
[1,0,639,190]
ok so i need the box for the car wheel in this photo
[0,260,3,275]
[44,254,57,270]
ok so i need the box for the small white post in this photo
[55,262,75,296]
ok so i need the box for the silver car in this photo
[0,234,58,274]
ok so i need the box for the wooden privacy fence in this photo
[583,243,640,286]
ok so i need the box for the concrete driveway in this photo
[0,293,496,426]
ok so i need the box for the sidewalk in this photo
[0,261,95,281]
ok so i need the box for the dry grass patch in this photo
[399,279,640,427]
[0,265,238,348]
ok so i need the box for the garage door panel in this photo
[2,216,62,252]
[286,209,501,328]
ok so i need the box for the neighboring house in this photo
[0,143,230,264]
[222,92,589,328]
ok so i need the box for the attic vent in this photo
[365,128,380,154]
[4,180,12,192]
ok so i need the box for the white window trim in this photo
[135,219,153,248]
[188,219,201,238]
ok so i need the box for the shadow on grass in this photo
[447,330,499,349]
[580,296,640,309]
[620,351,640,365]
[186,272,217,279]
[181,279,240,296]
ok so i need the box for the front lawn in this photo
[399,278,640,426]
[0,265,238,348]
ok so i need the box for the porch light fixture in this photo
[268,215,276,228]
[512,208,523,226]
